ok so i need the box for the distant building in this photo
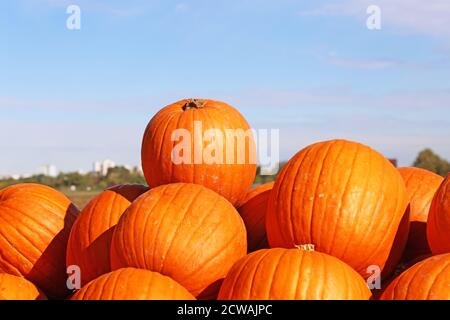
[93,159,116,176]
[38,165,59,177]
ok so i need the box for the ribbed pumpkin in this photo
[0,273,47,300]
[266,139,409,278]
[380,205,410,279]
[380,253,450,300]
[0,183,79,298]
[71,268,195,300]
[398,167,444,262]
[66,184,148,286]
[110,183,247,297]
[237,182,274,252]
[218,247,371,300]
[141,98,256,206]
[427,174,450,254]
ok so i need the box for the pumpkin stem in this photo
[295,244,315,251]
[182,99,206,110]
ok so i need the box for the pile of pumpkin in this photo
[0,99,449,300]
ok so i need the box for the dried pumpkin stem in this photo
[295,244,315,251]
[183,99,206,110]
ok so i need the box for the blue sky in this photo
[1,0,450,175]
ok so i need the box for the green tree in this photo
[413,149,450,177]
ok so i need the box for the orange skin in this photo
[427,174,450,254]
[381,253,450,300]
[238,182,274,252]
[0,273,47,300]
[266,139,409,278]
[141,98,257,207]
[71,268,195,300]
[398,167,443,261]
[218,248,371,300]
[66,184,149,286]
[110,183,247,297]
[0,183,79,298]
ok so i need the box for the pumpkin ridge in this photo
[156,112,179,171]
[177,196,222,261]
[311,140,345,251]
[201,107,228,199]
[340,145,372,260]
[316,140,346,252]
[149,184,185,270]
[245,249,274,299]
[19,187,70,212]
[86,193,102,244]
[352,153,388,272]
[160,186,204,275]
[292,249,304,299]
[132,189,159,268]
[268,249,292,299]
[425,260,450,299]
[327,141,360,255]
[107,267,124,300]
[0,216,37,273]
[309,140,336,250]
[403,259,429,299]
[181,224,243,281]
[0,204,57,239]
[153,112,178,187]
[168,112,185,183]
[0,209,50,260]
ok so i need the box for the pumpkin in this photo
[237,182,274,252]
[110,183,247,297]
[380,205,410,279]
[141,98,256,206]
[427,174,450,254]
[266,139,409,278]
[218,247,371,300]
[0,183,79,298]
[0,273,47,300]
[71,268,195,300]
[380,253,450,300]
[66,184,148,286]
[398,167,443,261]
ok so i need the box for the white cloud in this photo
[299,0,450,38]
[175,3,189,13]
[326,52,401,69]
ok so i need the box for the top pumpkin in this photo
[141,99,256,206]
[266,139,409,278]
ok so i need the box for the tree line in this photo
[1,149,448,191]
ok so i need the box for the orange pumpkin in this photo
[110,183,247,297]
[71,268,195,300]
[380,253,450,300]
[398,167,443,261]
[218,247,371,300]
[266,139,409,278]
[0,273,47,300]
[141,98,256,206]
[427,174,450,254]
[238,182,274,252]
[0,183,79,298]
[380,205,410,279]
[66,184,148,286]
